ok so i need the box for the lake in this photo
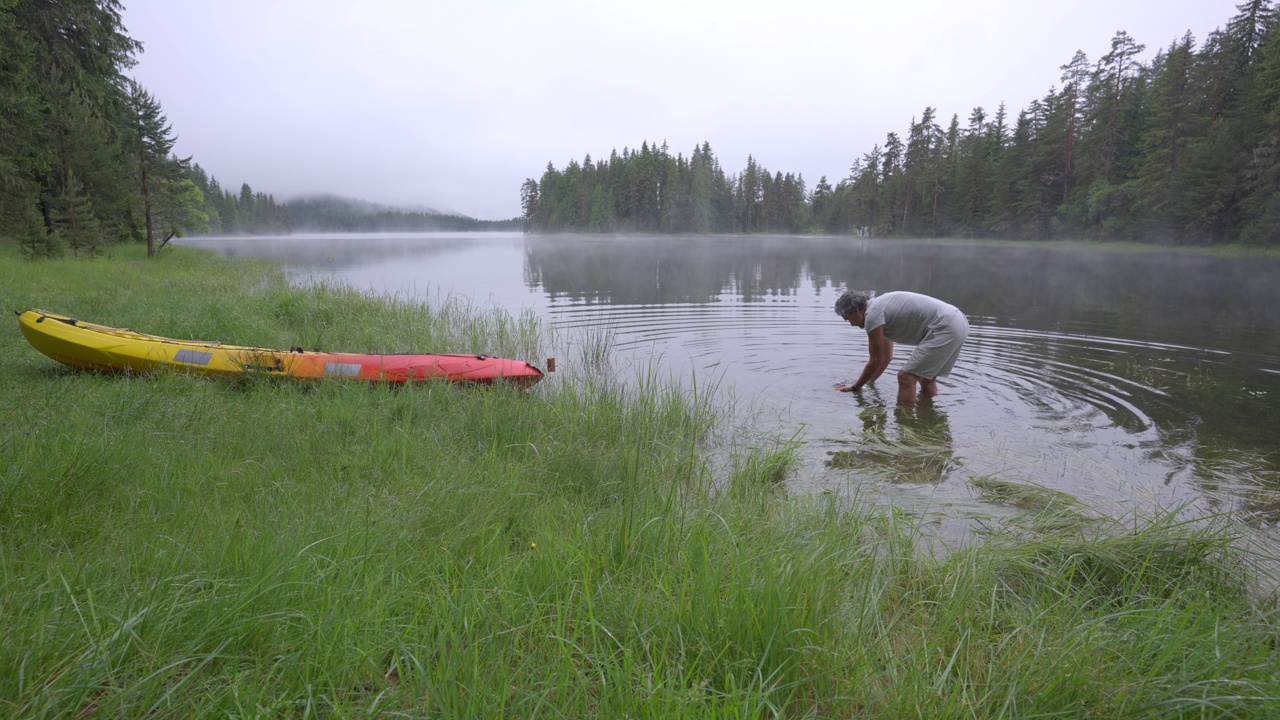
[181,232,1280,534]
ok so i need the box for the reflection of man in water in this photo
[834,290,969,405]
[826,401,958,484]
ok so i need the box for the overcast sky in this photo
[123,0,1244,220]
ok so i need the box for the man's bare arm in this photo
[837,329,892,392]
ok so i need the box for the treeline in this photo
[286,196,522,233]
[524,1,1280,245]
[522,143,809,234]
[188,165,290,236]
[0,0,215,257]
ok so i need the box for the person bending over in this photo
[834,289,969,405]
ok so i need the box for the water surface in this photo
[183,233,1280,531]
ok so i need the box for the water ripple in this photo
[542,293,1280,529]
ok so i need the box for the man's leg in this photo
[897,369,919,405]
[920,377,938,399]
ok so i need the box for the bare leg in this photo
[897,370,918,406]
[920,377,938,399]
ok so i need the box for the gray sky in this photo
[124,0,1244,220]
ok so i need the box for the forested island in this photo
[523,2,1280,245]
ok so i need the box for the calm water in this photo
[182,232,1280,530]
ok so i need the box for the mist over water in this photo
[184,233,1280,534]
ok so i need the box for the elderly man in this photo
[834,289,969,405]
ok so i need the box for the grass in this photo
[824,405,959,484]
[2,241,1280,717]
[970,476,1082,513]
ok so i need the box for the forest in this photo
[6,2,1277,253]
[0,1,506,255]
[0,0,298,254]
[523,1,1280,245]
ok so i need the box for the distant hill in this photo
[286,195,522,232]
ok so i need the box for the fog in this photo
[125,0,1241,220]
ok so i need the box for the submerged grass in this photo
[970,476,1082,513]
[2,242,1280,717]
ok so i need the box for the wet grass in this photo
[824,405,959,484]
[3,242,1280,717]
[970,476,1082,513]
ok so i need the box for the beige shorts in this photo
[902,311,969,379]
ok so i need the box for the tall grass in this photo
[2,243,1279,717]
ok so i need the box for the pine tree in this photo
[3,0,141,246]
[689,142,715,234]
[10,191,61,258]
[810,175,832,231]
[901,108,941,234]
[1059,50,1092,203]
[1097,31,1147,184]
[1135,34,1202,242]
[48,76,133,241]
[1240,10,1280,242]
[879,132,904,234]
[952,107,988,234]
[125,78,183,255]
[0,3,45,236]
[50,171,105,256]
[520,178,539,232]
[740,155,762,232]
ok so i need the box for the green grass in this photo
[970,477,1082,513]
[2,242,1280,717]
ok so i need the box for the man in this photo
[834,289,969,405]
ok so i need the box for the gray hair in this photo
[834,289,874,319]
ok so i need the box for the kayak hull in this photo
[17,309,544,388]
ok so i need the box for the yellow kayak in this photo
[16,309,544,387]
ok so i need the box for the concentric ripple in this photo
[182,233,1280,529]
[541,289,1280,524]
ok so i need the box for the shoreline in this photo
[3,242,1278,716]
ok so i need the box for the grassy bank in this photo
[2,243,1279,717]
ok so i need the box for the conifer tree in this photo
[48,76,133,241]
[520,178,539,232]
[1240,10,1280,242]
[1059,50,1092,202]
[1096,31,1148,184]
[2,1,140,244]
[689,143,715,233]
[125,78,184,256]
[810,175,832,230]
[1135,34,1201,242]
[0,3,44,233]
[50,171,105,256]
[11,193,61,258]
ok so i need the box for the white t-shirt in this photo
[863,291,961,346]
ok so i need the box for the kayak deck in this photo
[16,309,544,388]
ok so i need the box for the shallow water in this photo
[183,233,1280,533]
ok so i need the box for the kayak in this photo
[16,309,545,388]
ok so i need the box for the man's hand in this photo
[835,383,861,393]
